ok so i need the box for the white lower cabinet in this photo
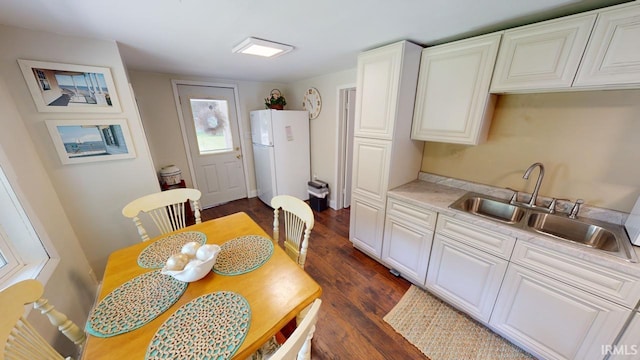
[610,313,640,359]
[350,195,385,258]
[490,264,630,360]
[375,197,638,360]
[382,199,436,284]
[426,234,508,323]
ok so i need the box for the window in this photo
[0,226,19,279]
[189,99,233,154]
[0,164,53,288]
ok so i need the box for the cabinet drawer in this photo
[386,198,437,230]
[512,241,640,308]
[435,215,516,259]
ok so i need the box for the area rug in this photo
[383,286,534,360]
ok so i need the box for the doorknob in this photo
[236,154,242,159]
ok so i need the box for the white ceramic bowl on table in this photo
[161,244,221,282]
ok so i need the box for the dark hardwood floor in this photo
[201,198,427,360]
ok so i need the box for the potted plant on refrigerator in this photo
[264,89,286,110]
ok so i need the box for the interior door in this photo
[177,84,247,208]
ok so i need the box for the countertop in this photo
[388,175,640,278]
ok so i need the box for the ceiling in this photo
[0,0,632,83]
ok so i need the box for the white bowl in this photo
[160,245,221,282]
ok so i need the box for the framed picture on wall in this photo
[18,59,122,113]
[46,119,136,164]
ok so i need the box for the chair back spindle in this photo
[271,195,314,268]
[122,188,202,241]
[1,280,85,360]
[268,299,321,360]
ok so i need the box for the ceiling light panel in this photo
[232,37,293,58]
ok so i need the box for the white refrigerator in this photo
[250,110,310,206]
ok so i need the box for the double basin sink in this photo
[449,192,638,262]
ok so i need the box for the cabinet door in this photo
[351,137,391,202]
[425,234,508,323]
[354,42,403,140]
[350,195,385,258]
[491,14,596,92]
[609,313,640,359]
[574,4,640,87]
[490,264,630,360]
[411,33,501,145]
[382,215,433,285]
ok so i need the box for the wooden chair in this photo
[122,188,202,241]
[269,299,321,360]
[1,279,86,360]
[271,195,315,268]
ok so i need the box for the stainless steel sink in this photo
[449,192,638,262]
[450,194,526,224]
[527,213,620,252]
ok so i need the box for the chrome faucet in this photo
[569,199,584,219]
[522,162,545,207]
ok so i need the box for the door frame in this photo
[334,83,356,209]
[170,79,251,199]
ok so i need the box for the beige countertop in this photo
[388,175,640,278]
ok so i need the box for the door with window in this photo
[177,84,247,208]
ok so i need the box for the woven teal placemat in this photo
[213,235,274,275]
[138,231,207,268]
[85,270,187,338]
[145,291,251,360]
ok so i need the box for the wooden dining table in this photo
[82,212,322,359]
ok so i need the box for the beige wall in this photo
[129,68,358,209]
[128,70,287,197]
[0,74,96,356]
[289,69,357,208]
[0,25,160,277]
[422,90,640,212]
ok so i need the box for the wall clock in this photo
[302,87,321,119]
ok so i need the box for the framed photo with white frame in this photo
[46,119,136,165]
[18,59,121,113]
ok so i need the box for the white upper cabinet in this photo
[490,13,596,92]
[354,41,422,140]
[574,3,640,88]
[490,2,640,92]
[411,33,501,145]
